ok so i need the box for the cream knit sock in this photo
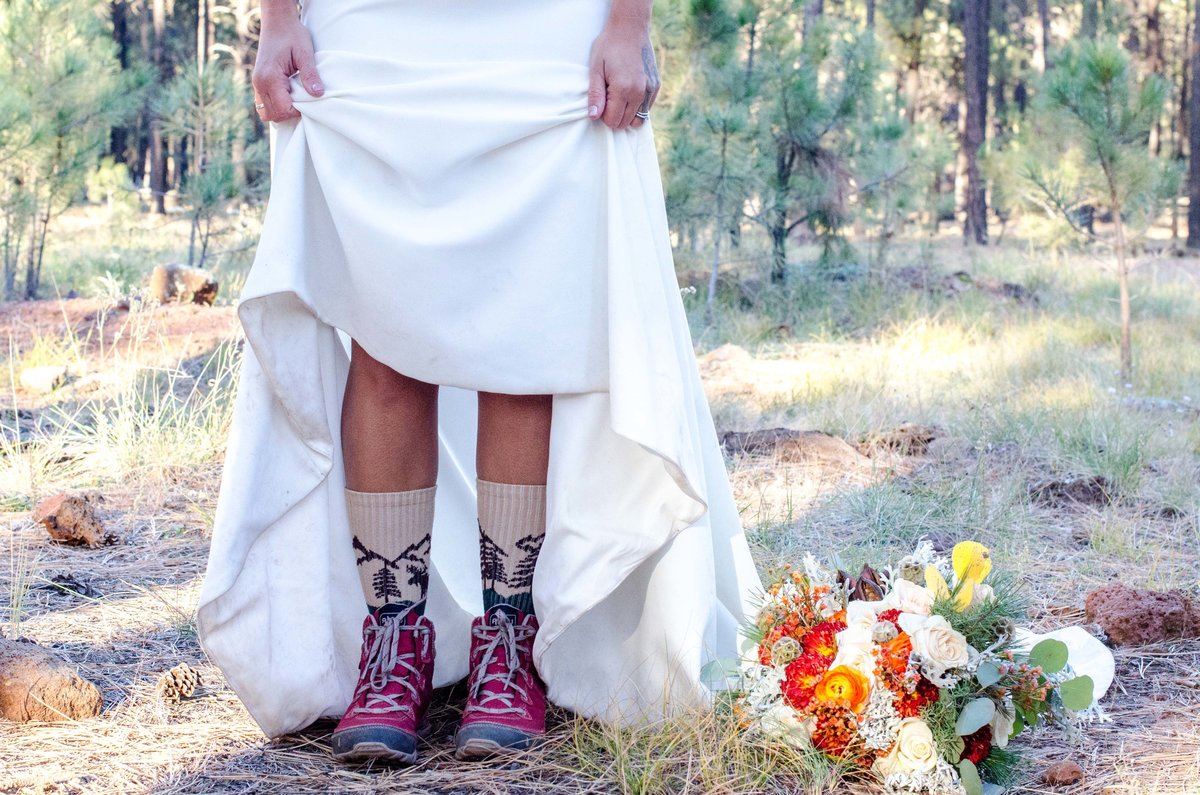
[345,485,436,614]
[476,478,547,615]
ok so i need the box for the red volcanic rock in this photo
[0,639,102,722]
[32,492,116,548]
[1084,583,1200,646]
[1042,760,1085,786]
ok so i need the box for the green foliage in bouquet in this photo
[931,571,1029,653]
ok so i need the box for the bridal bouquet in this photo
[733,540,1104,795]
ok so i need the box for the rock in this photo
[19,365,69,393]
[721,428,872,469]
[923,531,957,553]
[697,343,754,372]
[1042,760,1085,786]
[31,492,117,548]
[0,638,102,722]
[147,263,219,306]
[1030,475,1116,509]
[860,423,943,456]
[1084,583,1200,646]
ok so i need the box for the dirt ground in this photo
[1,294,1198,794]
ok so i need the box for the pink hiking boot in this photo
[330,603,436,764]
[454,604,547,759]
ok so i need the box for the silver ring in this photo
[635,110,650,119]
[255,102,265,109]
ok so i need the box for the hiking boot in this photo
[330,602,436,764]
[454,604,547,760]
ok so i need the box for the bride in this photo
[197,0,762,766]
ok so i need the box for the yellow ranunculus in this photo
[925,564,973,611]
[925,565,950,599]
[814,665,871,713]
[952,541,992,585]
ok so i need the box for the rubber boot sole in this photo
[330,720,431,766]
[453,721,542,760]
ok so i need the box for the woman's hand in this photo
[252,1,325,123]
[587,7,661,130]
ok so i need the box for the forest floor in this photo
[0,234,1198,794]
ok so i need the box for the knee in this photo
[478,391,552,425]
[348,340,437,405]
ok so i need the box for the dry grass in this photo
[1,235,1198,793]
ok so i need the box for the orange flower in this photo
[877,632,914,676]
[802,620,845,658]
[814,665,871,714]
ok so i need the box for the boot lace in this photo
[465,611,537,718]
[349,614,431,718]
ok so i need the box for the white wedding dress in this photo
[196,0,763,739]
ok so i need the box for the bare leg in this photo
[341,339,439,491]
[476,392,552,484]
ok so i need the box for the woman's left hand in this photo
[587,11,661,130]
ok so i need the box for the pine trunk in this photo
[1036,0,1050,70]
[962,0,990,245]
[1189,0,1200,248]
[150,0,169,214]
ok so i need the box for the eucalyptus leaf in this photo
[945,735,966,762]
[1010,710,1025,738]
[1059,675,1095,711]
[700,657,742,687]
[956,698,996,736]
[958,759,984,795]
[1028,639,1069,674]
[976,660,1002,687]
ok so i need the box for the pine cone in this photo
[156,663,202,702]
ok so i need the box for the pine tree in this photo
[0,0,142,298]
[1019,38,1175,383]
[371,566,400,602]
[509,534,543,591]
[478,521,508,591]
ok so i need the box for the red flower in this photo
[960,724,993,766]
[877,608,902,627]
[802,620,846,659]
[781,652,831,711]
[893,676,940,718]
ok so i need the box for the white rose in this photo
[831,625,877,682]
[873,718,939,776]
[883,578,934,615]
[845,600,879,632]
[898,614,970,677]
[761,702,816,749]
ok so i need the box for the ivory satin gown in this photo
[196,0,764,738]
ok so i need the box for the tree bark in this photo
[1081,0,1100,38]
[1188,0,1200,247]
[150,0,169,214]
[962,0,990,244]
[803,0,824,39]
[1111,191,1133,382]
[109,0,132,163]
[1146,0,1164,154]
[901,0,928,125]
[1036,0,1051,70]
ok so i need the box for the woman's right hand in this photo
[252,7,325,123]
